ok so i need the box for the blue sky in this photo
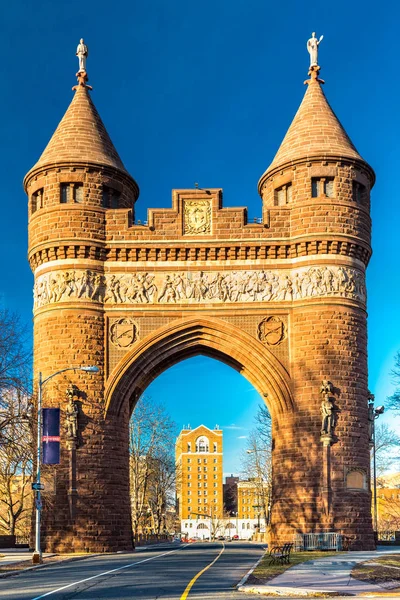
[1,0,399,473]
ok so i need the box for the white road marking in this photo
[30,548,179,600]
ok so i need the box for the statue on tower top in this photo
[76,38,88,73]
[307,32,323,67]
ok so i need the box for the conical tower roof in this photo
[258,69,372,192]
[26,83,130,180]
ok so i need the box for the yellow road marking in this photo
[180,542,225,600]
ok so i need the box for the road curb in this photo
[236,547,267,589]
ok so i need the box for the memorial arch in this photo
[25,60,375,552]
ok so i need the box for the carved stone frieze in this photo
[183,200,211,234]
[109,318,138,348]
[34,265,366,309]
[258,316,285,346]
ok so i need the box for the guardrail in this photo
[294,532,342,551]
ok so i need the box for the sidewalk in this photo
[238,546,400,597]
[0,548,55,567]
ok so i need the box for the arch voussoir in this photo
[105,317,294,417]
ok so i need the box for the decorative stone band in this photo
[33,265,366,309]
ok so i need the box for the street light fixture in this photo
[32,365,99,564]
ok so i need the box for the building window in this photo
[204,490,207,496]
[204,482,207,488]
[198,482,202,488]
[311,177,334,198]
[214,475,217,479]
[187,467,191,472]
[214,459,217,463]
[198,475,201,480]
[188,491,191,496]
[197,437,209,453]
[214,483,217,487]
[187,458,191,463]
[198,459,201,464]
[187,443,191,452]
[204,459,207,464]
[213,443,217,452]
[198,490,201,496]
[274,183,292,206]
[198,467,201,472]
[102,185,121,208]
[353,181,366,205]
[60,183,71,204]
[213,467,217,471]
[60,183,84,204]
[31,189,43,213]
[214,490,217,495]
[203,475,207,480]
[204,467,207,472]
[75,184,83,203]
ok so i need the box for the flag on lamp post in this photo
[42,408,60,464]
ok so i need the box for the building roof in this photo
[258,69,371,192]
[26,83,129,179]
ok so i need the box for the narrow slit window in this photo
[274,183,292,206]
[75,184,84,203]
[60,184,71,204]
[31,189,43,213]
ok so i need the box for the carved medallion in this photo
[258,316,285,346]
[184,200,211,234]
[109,318,137,348]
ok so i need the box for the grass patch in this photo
[250,550,341,584]
[352,554,400,587]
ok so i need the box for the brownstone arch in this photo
[25,63,376,552]
[105,317,294,417]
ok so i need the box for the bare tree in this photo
[129,396,177,536]
[0,309,32,443]
[241,403,272,525]
[147,451,176,534]
[387,351,400,412]
[0,389,32,536]
[374,423,400,479]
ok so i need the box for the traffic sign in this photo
[32,482,44,491]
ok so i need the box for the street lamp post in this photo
[32,365,99,564]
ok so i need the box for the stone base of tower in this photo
[270,523,375,552]
[42,530,134,554]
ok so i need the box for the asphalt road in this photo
[0,541,266,600]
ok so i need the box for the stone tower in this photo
[25,53,375,552]
[257,65,374,548]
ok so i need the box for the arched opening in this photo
[105,317,294,545]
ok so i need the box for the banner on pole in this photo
[42,408,60,464]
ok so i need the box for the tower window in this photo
[60,184,71,204]
[311,177,334,198]
[31,189,43,214]
[60,183,84,204]
[75,184,84,203]
[102,185,121,208]
[274,183,292,206]
[353,181,366,205]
